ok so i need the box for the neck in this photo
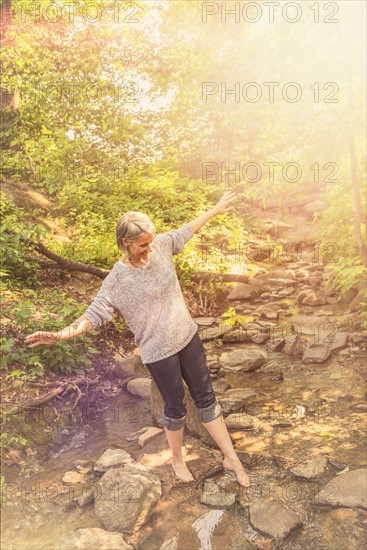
[122,255,148,268]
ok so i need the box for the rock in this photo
[138,427,164,448]
[291,457,328,479]
[256,270,295,281]
[249,501,303,539]
[302,331,348,364]
[200,478,236,508]
[194,317,216,326]
[95,466,162,534]
[223,329,250,343]
[126,378,151,398]
[219,348,268,372]
[212,380,231,394]
[228,282,265,301]
[76,489,95,508]
[318,508,367,550]
[219,399,246,415]
[225,413,265,432]
[302,291,327,306]
[256,307,279,320]
[199,324,233,341]
[223,388,257,400]
[283,335,307,356]
[62,471,86,485]
[56,527,133,550]
[313,468,367,510]
[114,353,147,378]
[259,278,295,287]
[94,448,133,473]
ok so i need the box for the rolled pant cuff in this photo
[197,400,222,423]
[162,413,186,431]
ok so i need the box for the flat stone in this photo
[62,471,86,484]
[126,378,151,398]
[249,501,303,539]
[94,448,133,473]
[200,479,236,508]
[313,468,367,510]
[225,413,270,434]
[56,528,133,550]
[291,457,328,479]
[138,427,164,448]
[219,348,268,372]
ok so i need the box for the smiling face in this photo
[122,232,155,265]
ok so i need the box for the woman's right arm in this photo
[25,315,94,348]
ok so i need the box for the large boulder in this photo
[114,353,148,378]
[94,465,162,534]
[127,378,151,398]
[228,281,265,301]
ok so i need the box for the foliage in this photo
[0,285,98,375]
[0,193,45,285]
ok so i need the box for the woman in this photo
[25,191,250,486]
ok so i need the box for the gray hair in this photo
[116,211,156,253]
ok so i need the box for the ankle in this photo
[172,455,184,463]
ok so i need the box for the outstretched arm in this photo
[188,191,236,234]
[24,315,93,348]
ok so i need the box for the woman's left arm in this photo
[188,191,237,234]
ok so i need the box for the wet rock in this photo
[291,457,328,479]
[200,478,236,508]
[237,451,263,467]
[62,471,86,485]
[318,508,367,550]
[313,468,367,510]
[57,527,133,550]
[95,466,162,534]
[94,448,133,473]
[249,501,303,539]
[138,427,164,448]
[219,348,267,372]
[126,377,151,398]
[228,282,265,301]
[219,399,246,415]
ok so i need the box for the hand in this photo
[212,190,237,215]
[24,331,61,348]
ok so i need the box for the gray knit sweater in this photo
[83,223,198,363]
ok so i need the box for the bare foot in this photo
[171,460,194,482]
[223,456,250,487]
